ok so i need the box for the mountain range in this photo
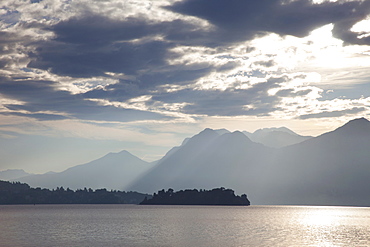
[0,169,33,181]
[13,150,150,191]
[243,127,311,148]
[5,118,370,206]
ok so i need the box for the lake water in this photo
[0,205,369,247]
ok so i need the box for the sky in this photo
[0,0,370,173]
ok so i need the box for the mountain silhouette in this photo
[128,129,274,202]
[130,118,370,206]
[265,117,370,205]
[15,150,150,190]
[8,118,370,206]
[0,169,33,181]
[243,127,311,148]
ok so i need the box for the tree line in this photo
[141,187,250,206]
[0,180,150,204]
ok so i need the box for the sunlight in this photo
[300,206,349,226]
[306,24,348,69]
[294,23,370,74]
[351,16,370,39]
[303,210,336,226]
[295,206,370,247]
[249,24,348,71]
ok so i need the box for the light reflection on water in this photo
[0,205,369,247]
[296,206,370,246]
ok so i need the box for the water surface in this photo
[0,205,369,246]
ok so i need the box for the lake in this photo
[0,205,369,246]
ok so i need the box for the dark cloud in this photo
[0,10,21,25]
[0,76,169,122]
[275,89,295,97]
[167,0,370,45]
[82,64,215,102]
[27,15,212,78]
[28,39,172,78]
[52,16,156,46]
[332,0,370,46]
[0,31,20,45]
[0,111,68,121]
[216,61,242,72]
[0,31,30,68]
[150,76,285,116]
[255,60,276,68]
[320,81,370,100]
[3,0,369,122]
[298,107,367,120]
[275,88,312,97]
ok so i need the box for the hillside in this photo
[15,150,150,190]
[243,127,312,148]
[264,117,370,205]
[130,118,370,206]
[6,118,370,206]
[0,169,33,181]
[128,129,274,203]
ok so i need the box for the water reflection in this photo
[294,206,370,246]
[300,206,348,225]
[0,205,369,247]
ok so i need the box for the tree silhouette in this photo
[140,187,250,206]
[0,180,151,204]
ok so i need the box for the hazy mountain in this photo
[8,118,370,206]
[243,127,312,148]
[128,129,274,202]
[15,150,150,190]
[214,128,231,135]
[0,169,33,181]
[129,118,370,206]
[265,117,370,206]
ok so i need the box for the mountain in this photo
[130,118,370,206]
[265,117,370,206]
[8,118,370,206]
[128,129,274,202]
[243,127,312,148]
[15,150,151,190]
[0,169,33,181]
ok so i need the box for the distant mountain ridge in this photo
[128,129,274,201]
[243,127,312,148]
[14,150,150,190]
[0,169,33,181]
[268,117,370,205]
[6,117,370,206]
[129,117,370,206]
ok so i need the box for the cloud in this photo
[0,31,32,69]
[27,14,213,78]
[150,76,287,116]
[255,60,277,68]
[0,112,68,121]
[28,38,173,78]
[167,0,370,45]
[298,107,367,119]
[1,0,370,174]
[1,0,370,127]
[0,76,169,122]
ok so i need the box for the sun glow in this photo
[351,17,370,39]
[301,207,341,226]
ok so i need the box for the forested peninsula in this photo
[0,180,150,204]
[1,180,250,206]
[140,188,250,206]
